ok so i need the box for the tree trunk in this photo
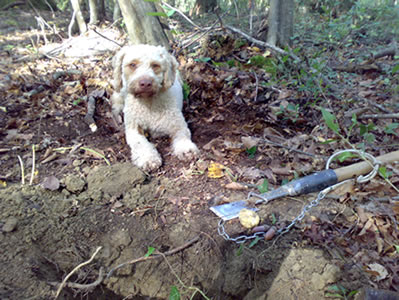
[70,0,87,34]
[190,0,216,16]
[113,0,121,21]
[267,0,278,46]
[117,0,170,48]
[266,0,294,47]
[278,0,294,46]
[88,0,98,24]
[98,0,105,19]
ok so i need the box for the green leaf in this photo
[392,64,399,74]
[384,123,399,135]
[271,213,277,225]
[394,245,399,253]
[248,236,261,248]
[194,57,211,63]
[379,166,392,179]
[336,151,358,163]
[246,146,257,158]
[182,82,190,100]
[321,108,340,134]
[73,98,83,105]
[146,12,168,17]
[236,243,244,256]
[348,290,359,297]
[144,246,155,257]
[169,286,180,300]
[257,179,269,194]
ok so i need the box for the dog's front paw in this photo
[173,140,199,160]
[133,152,162,172]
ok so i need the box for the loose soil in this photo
[1,8,398,300]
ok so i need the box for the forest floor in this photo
[0,7,399,300]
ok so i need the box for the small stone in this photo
[72,159,83,167]
[64,174,86,194]
[2,216,18,232]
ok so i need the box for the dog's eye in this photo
[129,63,137,69]
[151,63,161,72]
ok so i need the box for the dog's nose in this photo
[139,78,153,88]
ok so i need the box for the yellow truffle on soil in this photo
[238,208,260,229]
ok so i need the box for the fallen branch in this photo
[371,40,398,60]
[358,113,399,120]
[1,1,25,10]
[106,235,200,278]
[224,25,300,61]
[161,1,203,30]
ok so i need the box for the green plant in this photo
[246,146,257,158]
[276,103,300,122]
[325,284,358,299]
[257,179,269,194]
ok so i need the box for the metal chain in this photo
[217,149,380,244]
[218,219,266,244]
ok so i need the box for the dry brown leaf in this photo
[224,182,247,190]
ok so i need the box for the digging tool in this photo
[211,150,399,220]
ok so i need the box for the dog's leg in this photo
[125,125,162,171]
[170,117,199,160]
[110,92,124,124]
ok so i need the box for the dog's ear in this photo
[111,47,128,92]
[161,50,178,91]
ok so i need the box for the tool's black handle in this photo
[286,169,338,196]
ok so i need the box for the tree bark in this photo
[88,0,98,24]
[98,0,105,19]
[267,0,279,46]
[266,0,294,47]
[190,0,217,16]
[113,0,121,21]
[70,0,87,34]
[117,0,170,47]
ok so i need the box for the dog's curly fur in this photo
[111,45,199,171]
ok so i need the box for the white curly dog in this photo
[110,45,199,171]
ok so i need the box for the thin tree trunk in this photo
[267,0,278,46]
[88,0,98,25]
[113,0,121,21]
[70,0,87,34]
[267,0,294,46]
[279,0,294,46]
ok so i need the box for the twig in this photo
[17,155,25,185]
[68,10,77,39]
[107,236,200,278]
[161,1,203,30]
[55,246,102,299]
[261,137,326,159]
[252,71,259,102]
[52,267,105,290]
[80,147,110,166]
[29,145,36,185]
[178,21,220,55]
[224,25,300,61]
[91,27,123,48]
[358,113,399,120]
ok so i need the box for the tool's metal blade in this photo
[210,200,258,221]
[253,186,291,204]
